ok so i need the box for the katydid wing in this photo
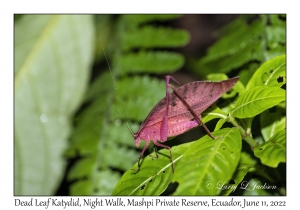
[133,75,239,172]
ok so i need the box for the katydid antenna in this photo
[99,39,134,136]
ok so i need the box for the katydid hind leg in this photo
[155,76,179,173]
[160,75,185,141]
[169,83,216,139]
[197,115,216,139]
[166,75,183,86]
[160,76,173,142]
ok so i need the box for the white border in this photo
[1,0,298,209]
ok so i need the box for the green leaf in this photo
[231,86,286,118]
[247,55,286,89]
[172,128,242,195]
[123,26,190,50]
[207,73,228,81]
[254,129,286,168]
[202,105,227,124]
[120,51,184,75]
[14,15,94,195]
[220,152,256,195]
[260,108,286,141]
[112,142,192,195]
[214,118,227,131]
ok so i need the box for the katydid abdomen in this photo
[133,76,239,172]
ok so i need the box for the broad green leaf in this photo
[260,108,286,141]
[247,55,286,89]
[232,86,286,118]
[254,129,286,168]
[172,128,242,195]
[120,51,184,75]
[112,142,192,195]
[123,26,190,50]
[14,15,94,195]
[220,152,256,195]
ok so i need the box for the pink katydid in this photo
[133,75,239,173]
[99,39,239,173]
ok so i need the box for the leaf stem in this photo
[228,114,258,148]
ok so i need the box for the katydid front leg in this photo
[152,75,216,173]
[133,141,150,173]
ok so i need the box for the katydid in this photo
[133,75,239,173]
[99,39,239,173]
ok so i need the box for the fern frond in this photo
[67,14,190,195]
